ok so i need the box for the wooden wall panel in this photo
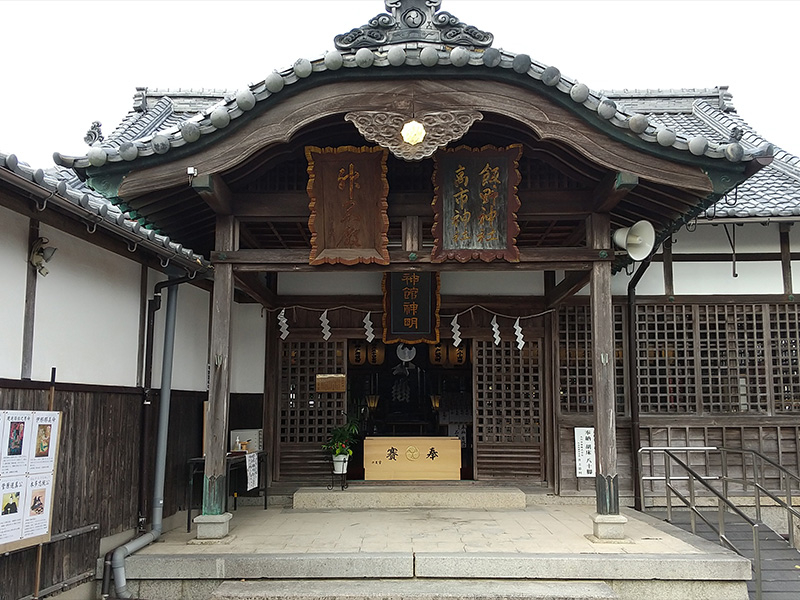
[0,382,204,598]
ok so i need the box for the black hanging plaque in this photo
[382,272,440,344]
[432,144,522,263]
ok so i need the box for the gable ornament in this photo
[334,0,493,50]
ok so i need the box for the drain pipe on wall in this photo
[627,255,653,512]
[101,277,185,599]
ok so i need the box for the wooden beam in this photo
[592,171,638,213]
[192,173,233,215]
[213,247,607,268]
[402,216,421,252]
[235,271,278,308]
[546,271,590,308]
[233,189,595,221]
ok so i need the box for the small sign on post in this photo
[574,427,596,478]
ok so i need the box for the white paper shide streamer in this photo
[278,308,289,340]
[491,315,501,346]
[514,317,525,350]
[320,309,331,341]
[363,311,375,342]
[451,314,462,347]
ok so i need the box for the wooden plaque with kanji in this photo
[432,144,522,263]
[306,145,390,265]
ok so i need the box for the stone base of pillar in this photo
[194,512,232,540]
[587,512,630,543]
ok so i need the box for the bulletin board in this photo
[0,411,61,553]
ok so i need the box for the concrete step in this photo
[211,579,619,600]
[292,485,526,509]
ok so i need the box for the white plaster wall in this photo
[440,271,545,295]
[792,261,800,292]
[278,272,384,295]
[0,206,29,379]
[32,224,141,385]
[672,222,780,254]
[788,223,800,250]
[230,303,266,394]
[277,271,547,296]
[149,270,210,392]
[610,261,665,296]
[673,261,783,295]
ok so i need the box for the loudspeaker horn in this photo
[612,220,656,261]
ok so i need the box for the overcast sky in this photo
[2,0,799,168]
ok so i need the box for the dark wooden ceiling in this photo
[121,112,706,260]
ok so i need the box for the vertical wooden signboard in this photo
[382,272,440,344]
[432,144,522,263]
[0,411,61,553]
[306,145,390,265]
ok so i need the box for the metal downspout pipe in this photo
[104,279,182,599]
[628,256,652,512]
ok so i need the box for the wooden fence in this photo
[0,380,205,600]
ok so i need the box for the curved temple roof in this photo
[54,1,771,174]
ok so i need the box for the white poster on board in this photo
[0,411,34,476]
[26,412,60,474]
[246,453,258,491]
[21,473,53,539]
[0,475,26,545]
[574,427,596,478]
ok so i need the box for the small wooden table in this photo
[364,437,461,480]
[186,451,267,532]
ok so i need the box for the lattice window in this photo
[559,306,592,413]
[771,304,800,413]
[697,305,769,413]
[279,340,346,444]
[635,304,696,413]
[558,305,626,414]
[474,340,541,444]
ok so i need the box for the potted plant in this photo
[323,416,359,474]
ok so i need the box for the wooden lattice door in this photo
[277,340,346,481]
[473,339,543,479]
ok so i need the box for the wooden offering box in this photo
[364,436,461,480]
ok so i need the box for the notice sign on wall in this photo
[0,411,61,553]
[574,427,596,478]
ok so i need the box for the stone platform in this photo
[104,492,752,600]
[292,485,527,509]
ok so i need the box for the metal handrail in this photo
[718,446,800,548]
[638,446,763,600]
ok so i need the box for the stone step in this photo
[292,485,527,509]
[211,579,619,600]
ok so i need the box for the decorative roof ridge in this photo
[334,0,492,50]
[56,44,769,171]
[693,100,800,180]
[0,151,210,272]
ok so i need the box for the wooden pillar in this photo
[263,299,280,484]
[780,223,793,297]
[21,219,40,379]
[202,215,237,519]
[662,238,674,298]
[588,213,619,516]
